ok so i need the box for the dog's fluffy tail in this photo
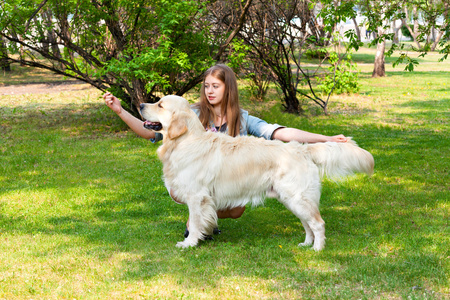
[306,138,374,180]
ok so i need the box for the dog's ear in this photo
[167,112,188,140]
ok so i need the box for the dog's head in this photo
[140,95,194,140]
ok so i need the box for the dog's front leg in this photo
[176,195,217,248]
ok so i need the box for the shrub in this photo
[304,48,329,60]
[317,52,360,95]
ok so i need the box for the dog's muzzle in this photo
[143,120,162,131]
[139,103,163,131]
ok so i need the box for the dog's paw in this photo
[298,233,315,248]
[312,244,324,251]
[176,240,197,248]
[298,241,313,247]
[176,241,188,248]
[312,239,325,251]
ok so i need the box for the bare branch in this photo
[214,0,253,60]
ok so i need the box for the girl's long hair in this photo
[194,64,241,137]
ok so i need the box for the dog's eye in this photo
[158,103,163,108]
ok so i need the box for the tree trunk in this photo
[352,18,361,41]
[372,30,386,78]
[284,94,301,114]
[130,79,151,113]
[403,6,422,49]
[431,30,445,51]
[0,38,11,72]
[431,4,448,51]
[392,20,402,44]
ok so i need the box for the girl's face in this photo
[204,74,225,107]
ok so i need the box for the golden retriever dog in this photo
[140,95,374,251]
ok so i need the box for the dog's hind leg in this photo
[176,194,217,248]
[298,220,314,247]
[305,209,325,251]
[280,197,326,251]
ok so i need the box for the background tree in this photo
[359,0,449,75]
[311,0,362,112]
[237,0,309,113]
[228,40,273,101]
[233,0,359,114]
[0,0,252,115]
[401,0,449,51]
[357,0,403,77]
[402,3,423,49]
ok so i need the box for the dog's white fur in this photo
[140,95,374,251]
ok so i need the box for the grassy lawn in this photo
[0,49,449,299]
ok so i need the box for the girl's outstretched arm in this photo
[272,127,347,143]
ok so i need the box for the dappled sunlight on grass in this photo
[295,256,343,274]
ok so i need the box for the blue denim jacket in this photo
[150,108,284,143]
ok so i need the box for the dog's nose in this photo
[139,103,145,110]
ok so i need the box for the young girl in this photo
[104,64,348,237]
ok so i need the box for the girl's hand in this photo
[329,134,348,143]
[103,92,123,115]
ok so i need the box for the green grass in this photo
[0,49,449,299]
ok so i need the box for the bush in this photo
[304,48,328,60]
[317,52,360,95]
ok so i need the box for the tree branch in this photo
[24,0,49,33]
[213,0,253,60]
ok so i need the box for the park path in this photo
[0,80,92,96]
